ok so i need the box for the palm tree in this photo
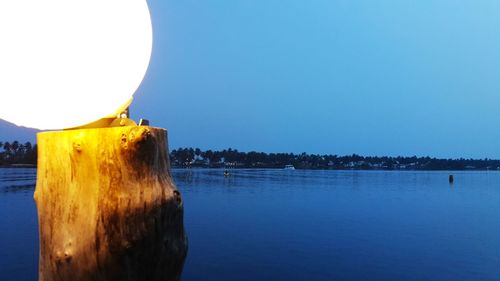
[12,141,19,154]
[10,141,20,162]
[24,142,32,154]
[3,142,11,155]
[18,143,26,156]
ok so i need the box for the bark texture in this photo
[34,126,187,281]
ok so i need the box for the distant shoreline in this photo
[1,165,499,172]
[170,148,500,171]
[2,141,500,171]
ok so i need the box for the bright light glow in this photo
[0,0,153,130]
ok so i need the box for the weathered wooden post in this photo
[34,125,187,281]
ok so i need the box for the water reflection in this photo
[0,168,36,194]
[175,169,500,281]
[1,168,500,281]
[1,184,35,194]
[0,168,39,281]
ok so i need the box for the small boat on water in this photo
[284,164,295,170]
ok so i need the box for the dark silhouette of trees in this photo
[168,147,500,171]
[0,140,37,166]
[194,148,201,159]
[1,141,498,171]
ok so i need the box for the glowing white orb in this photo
[0,0,153,130]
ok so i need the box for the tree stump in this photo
[34,126,187,281]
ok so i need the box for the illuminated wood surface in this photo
[34,126,187,281]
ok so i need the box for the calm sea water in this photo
[1,168,499,281]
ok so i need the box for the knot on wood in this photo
[72,133,85,152]
[121,133,128,149]
[121,127,157,165]
[173,190,182,205]
[73,142,82,152]
[55,249,73,264]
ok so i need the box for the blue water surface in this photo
[1,168,499,281]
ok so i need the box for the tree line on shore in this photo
[0,141,37,166]
[171,147,500,170]
[2,141,500,170]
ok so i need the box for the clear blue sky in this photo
[4,0,500,158]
